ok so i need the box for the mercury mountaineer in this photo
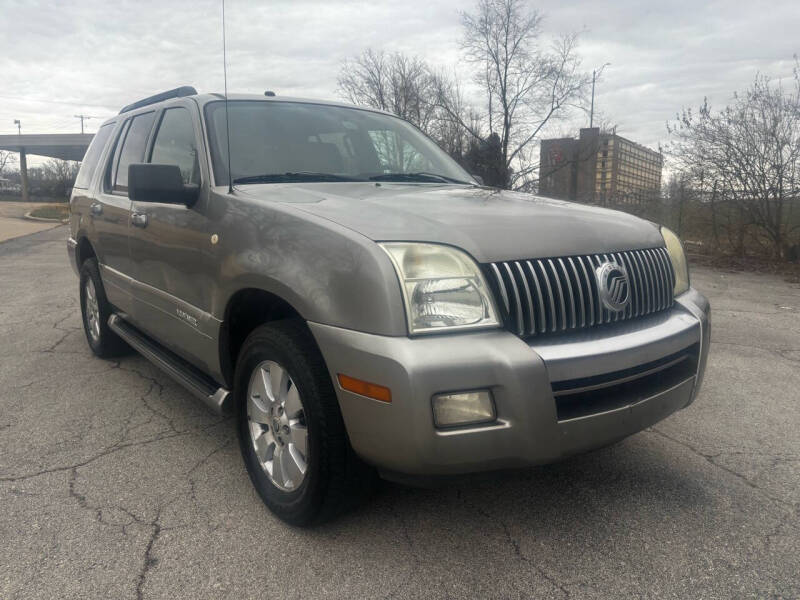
[68,87,710,525]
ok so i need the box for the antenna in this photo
[222,0,233,193]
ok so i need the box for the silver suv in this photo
[68,86,710,525]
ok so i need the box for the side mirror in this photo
[128,163,199,206]
[472,174,485,186]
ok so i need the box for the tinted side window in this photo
[149,108,200,185]
[104,120,131,192]
[74,123,114,189]
[114,112,156,193]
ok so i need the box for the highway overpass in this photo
[0,133,93,201]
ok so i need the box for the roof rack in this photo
[119,86,198,114]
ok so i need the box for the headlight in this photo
[661,227,690,296]
[379,242,500,334]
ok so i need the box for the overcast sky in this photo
[1,0,797,166]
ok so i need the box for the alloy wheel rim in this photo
[246,360,309,492]
[84,279,101,343]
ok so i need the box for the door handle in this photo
[90,202,103,216]
[131,212,148,228]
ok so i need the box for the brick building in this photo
[539,128,662,205]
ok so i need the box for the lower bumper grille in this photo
[552,344,699,422]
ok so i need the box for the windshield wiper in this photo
[368,172,472,185]
[233,172,363,184]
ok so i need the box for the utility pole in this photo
[74,114,92,134]
[13,119,21,135]
[589,63,611,129]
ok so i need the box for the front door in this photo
[127,104,219,374]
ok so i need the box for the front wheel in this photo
[235,320,375,526]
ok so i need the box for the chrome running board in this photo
[108,314,232,415]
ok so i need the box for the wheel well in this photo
[220,289,302,385]
[76,237,96,267]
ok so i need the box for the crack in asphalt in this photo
[130,439,235,599]
[497,517,573,598]
[185,437,234,506]
[67,466,142,534]
[467,501,575,598]
[6,379,46,391]
[0,421,226,484]
[109,361,183,437]
[39,311,80,354]
[135,507,164,600]
[62,434,234,599]
[649,427,798,513]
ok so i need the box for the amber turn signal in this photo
[337,374,392,403]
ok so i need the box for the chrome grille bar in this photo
[487,247,675,338]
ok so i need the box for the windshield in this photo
[204,100,474,186]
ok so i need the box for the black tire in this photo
[79,258,129,358]
[235,319,376,526]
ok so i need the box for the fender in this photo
[208,190,408,338]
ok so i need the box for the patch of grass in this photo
[29,204,69,221]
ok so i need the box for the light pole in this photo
[13,119,21,135]
[589,63,611,128]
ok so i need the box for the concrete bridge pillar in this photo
[19,147,29,202]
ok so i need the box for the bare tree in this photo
[338,49,438,131]
[0,150,15,178]
[338,51,482,165]
[436,0,592,189]
[668,65,800,258]
[42,158,80,199]
[427,71,483,160]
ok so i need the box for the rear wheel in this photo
[235,319,376,525]
[79,259,129,358]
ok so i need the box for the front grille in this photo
[488,248,675,338]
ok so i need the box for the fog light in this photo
[432,390,495,428]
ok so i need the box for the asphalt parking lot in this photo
[1,226,798,599]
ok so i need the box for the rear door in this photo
[70,120,115,264]
[92,111,156,315]
[127,102,219,373]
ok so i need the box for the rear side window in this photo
[73,123,114,189]
[149,108,200,185]
[111,112,156,193]
[105,120,131,192]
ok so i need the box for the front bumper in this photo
[310,288,710,476]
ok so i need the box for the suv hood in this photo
[239,183,664,263]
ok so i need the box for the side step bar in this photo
[108,314,232,415]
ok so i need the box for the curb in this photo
[23,211,69,224]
